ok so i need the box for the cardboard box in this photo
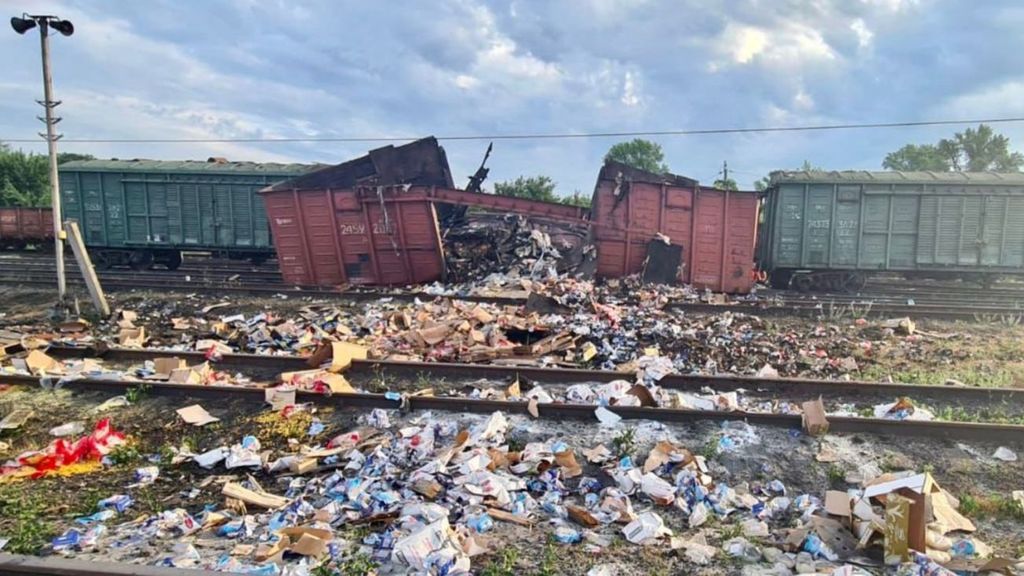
[884,494,912,565]
[801,398,829,436]
[118,327,146,347]
[153,357,186,378]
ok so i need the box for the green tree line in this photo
[883,124,1023,171]
[494,138,672,205]
[0,142,93,207]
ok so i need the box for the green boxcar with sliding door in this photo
[58,159,313,269]
[757,171,1024,290]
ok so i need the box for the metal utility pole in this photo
[11,14,75,304]
[722,160,729,183]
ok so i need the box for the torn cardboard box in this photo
[801,397,829,437]
[118,327,146,347]
[176,404,219,426]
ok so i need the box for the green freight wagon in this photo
[758,171,1024,290]
[58,159,313,269]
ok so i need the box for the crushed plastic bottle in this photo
[97,494,133,513]
[52,529,82,551]
[466,513,494,533]
[553,525,582,544]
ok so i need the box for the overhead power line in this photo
[4,116,1024,144]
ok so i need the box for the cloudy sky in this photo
[2,0,1024,193]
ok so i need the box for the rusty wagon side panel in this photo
[263,186,445,287]
[0,207,54,248]
[590,161,759,293]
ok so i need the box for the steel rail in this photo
[47,346,1024,404]
[4,255,1024,319]
[3,271,1021,319]
[30,346,1024,441]
[1,370,1020,442]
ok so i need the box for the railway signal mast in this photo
[10,13,75,305]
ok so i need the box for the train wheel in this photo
[93,252,112,270]
[769,270,793,289]
[793,274,813,292]
[163,251,183,271]
[843,272,867,292]
[129,250,155,271]
[823,272,839,291]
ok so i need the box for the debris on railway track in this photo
[2,284,1024,575]
[0,372,1021,576]
[14,277,959,384]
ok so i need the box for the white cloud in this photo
[861,0,920,11]
[728,25,769,64]
[851,18,874,49]
[476,37,561,84]
[793,89,815,111]
[710,22,836,70]
[455,74,480,89]
[935,80,1024,117]
[621,70,641,107]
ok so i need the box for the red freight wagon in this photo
[590,161,759,293]
[261,137,587,287]
[262,184,588,286]
[263,186,446,286]
[0,207,54,249]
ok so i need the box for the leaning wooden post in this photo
[63,220,110,317]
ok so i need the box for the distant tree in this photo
[713,177,738,190]
[883,144,950,171]
[945,124,1023,171]
[494,176,559,203]
[883,124,1024,172]
[0,177,30,206]
[0,144,50,207]
[58,152,95,164]
[604,139,669,174]
[560,190,591,208]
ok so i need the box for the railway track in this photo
[2,268,1022,321]
[3,254,1024,321]
[26,345,1024,442]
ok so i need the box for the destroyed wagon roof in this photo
[262,136,455,192]
[598,160,699,187]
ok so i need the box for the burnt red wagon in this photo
[0,207,54,249]
[261,138,760,293]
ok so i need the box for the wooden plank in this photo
[64,220,110,317]
[486,507,533,526]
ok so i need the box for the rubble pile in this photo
[16,406,1017,576]
[0,343,978,429]
[441,213,592,284]
[32,286,931,381]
